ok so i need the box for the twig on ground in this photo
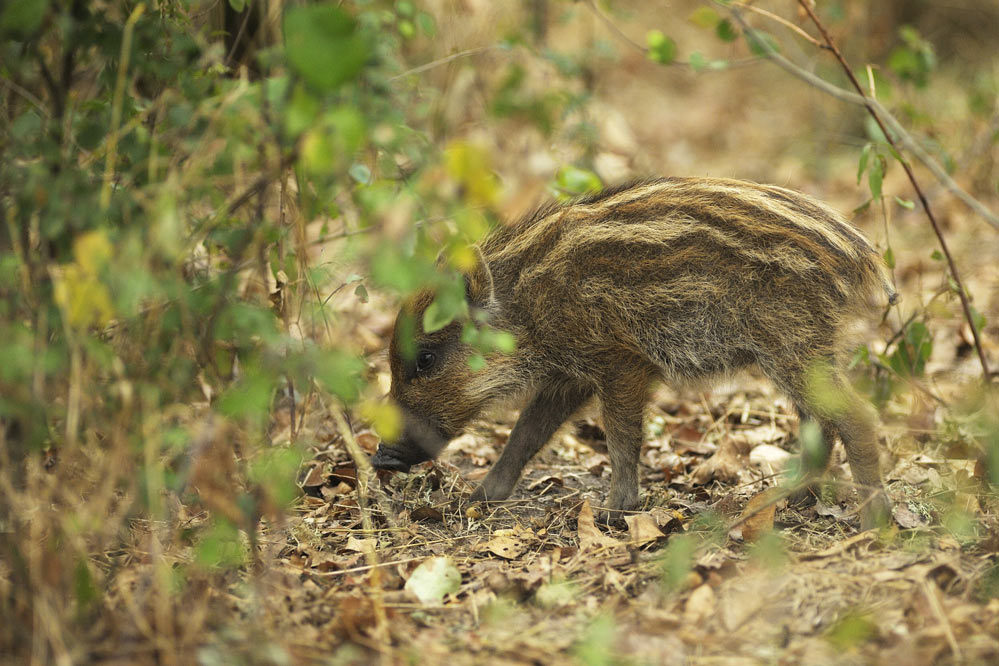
[331,407,394,662]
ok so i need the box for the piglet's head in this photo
[370,258,500,472]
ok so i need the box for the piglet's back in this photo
[480,177,895,380]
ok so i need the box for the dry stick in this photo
[922,578,964,663]
[793,0,992,383]
[330,408,394,661]
[587,1,997,229]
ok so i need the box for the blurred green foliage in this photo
[0,0,524,657]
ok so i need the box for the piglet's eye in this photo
[415,351,437,374]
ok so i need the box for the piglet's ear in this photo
[463,246,497,314]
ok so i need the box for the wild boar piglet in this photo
[371,177,896,529]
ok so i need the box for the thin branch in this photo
[219,148,299,219]
[35,52,64,121]
[734,2,825,49]
[791,0,991,382]
[582,0,648,54]
[100,4,146,211]
[1,77,48,116]
[583,0,761,70]
[724,8,998,230]
[389,46,500,81]
[330,408,394,659]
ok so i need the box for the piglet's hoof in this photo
[596,510,628,528]
[859,490,892,532]
[370,444,413,472]
[469,484,511,504]
[788,484,820,508]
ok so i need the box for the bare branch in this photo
[778,0,992,381]
[725,9,998,231]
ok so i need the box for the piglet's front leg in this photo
[470,378,592,503]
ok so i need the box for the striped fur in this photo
[374,178,895,528]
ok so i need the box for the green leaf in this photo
[74,558,98,609]
[416,11,435,36]
[422,276,467,333]
[826,611,877,651]
[467,354,486,371]
[301,129,335,175]
[555,165,602,197]
[492,330,516,353]
[970,306,986,334]
[284,6,369,92]
[249,447,303,508]
[894,196,914,210]
[195,520,248,570]
[857,143,872,184]
[0,0,50,38]
[660,534,696,591]
[930,249,944,261]
[646,30,677,65]
[422,301,451,333]
[868,154,885,200]
[889,320,932,377]
[314,350,365,403]
[217,370,274,420]
[228,0,247,11]
[284,84,320,137]
[349,163,372,185]
[573,614,617,666]
[716,19,737,43]
[883,246,895,270]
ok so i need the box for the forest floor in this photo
[262,367,999,666]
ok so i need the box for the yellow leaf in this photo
[73,230,112,275]
[448,243,478,273]
[444,141,499,207]
[54,265,114,329]
[361,400,402,443]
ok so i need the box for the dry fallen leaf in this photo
[737,424,786,446]
[624,513,666,546]
[692,437,743,485]
[480,535,527,560]
[526,474,564,492]
[737,489,779,542]
[683,583,717,625]
[748,443,792,474]
[894,504,930,529]
[409,506,444,522]
[345,536,377,553]
[577,500,624,551]
[404,557,461,606]
[718,575,770,631]
[301,464,326,488]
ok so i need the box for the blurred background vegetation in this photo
[1,0,997,663]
